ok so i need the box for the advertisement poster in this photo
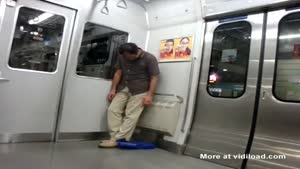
[221,49,238,63]
[159,36,193,62]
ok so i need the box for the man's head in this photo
[119,43,140,61]
[165,39,174,53]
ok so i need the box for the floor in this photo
[0,141,231,169]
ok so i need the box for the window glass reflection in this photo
[207,21,252,98]
[76,23,128,79]
[274,13,300,102]
[9,7,65,72]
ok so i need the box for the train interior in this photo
[1,0,300,169]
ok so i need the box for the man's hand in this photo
[143,95,153,106]
[144,75,158,106]
[108,69,122,102]
[108,89,116,102]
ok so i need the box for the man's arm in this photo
[147,75,158,96]
[143,75,158,106]
[108,69,122,101]
[111,69,122,91]
[144,55,160,106]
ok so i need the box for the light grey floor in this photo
[0,141,231,169]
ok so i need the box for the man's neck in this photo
[137,49,143,58]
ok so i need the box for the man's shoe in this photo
[98,140,118,148]
[99,139,110,143]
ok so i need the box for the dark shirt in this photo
[115,50,160,95]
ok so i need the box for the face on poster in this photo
[159,36,193,62]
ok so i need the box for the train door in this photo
[0,0,75,142]
[185,13,264,168]
[247,8,300,169]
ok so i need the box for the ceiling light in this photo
[28,13,54,25]
[279,34,300,39]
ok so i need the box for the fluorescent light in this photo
[279,34,300,39]
[28,13,54,25]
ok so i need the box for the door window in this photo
[76,23,128,79]
[8,7,65,72]
[274,12,300,102]
[207,21,252,98]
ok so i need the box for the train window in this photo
[274,13,300,102]
[76,23,128,79]
[8,7,65,72]
[207,21,251,98]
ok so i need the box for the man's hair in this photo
[119,43,139,55]
[166,39,174,44]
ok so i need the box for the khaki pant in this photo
[107,87,147,141]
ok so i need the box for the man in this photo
[98,43,160,148]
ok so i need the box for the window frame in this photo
[206,21,252,99]
[7,6,66,74]
[272,12,300,103]
[75,21,129,81]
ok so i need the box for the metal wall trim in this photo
[182,22,207,144]
[157,138,185,154]
[57,132,109,141]
[180,57,195,133]
[0,133,52,143]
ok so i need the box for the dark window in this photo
[274,13,300,102]
[76,23,128,79]
[207,21,252,98]
[8,7,65,72]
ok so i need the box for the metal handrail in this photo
[100,0,109,15]
[116,0,127,9]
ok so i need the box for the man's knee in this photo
[108,105,123,117]
[123,111,143,123]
